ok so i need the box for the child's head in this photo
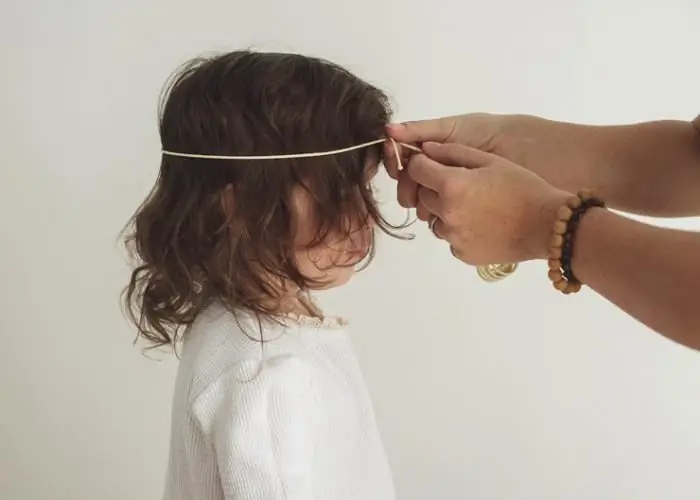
[124,50,406,347]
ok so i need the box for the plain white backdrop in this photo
[2,1,700,499]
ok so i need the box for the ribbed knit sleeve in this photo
[209,355,321,500]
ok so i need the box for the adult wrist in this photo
[498,114,545,167]
[505,116,610,184]
[545,191,606,293]
[531,191,573,261]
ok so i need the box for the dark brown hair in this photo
[123,50,408,349]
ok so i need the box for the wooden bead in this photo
[548,246,562,259]
[557,205,573,221]
[548,191,599,294]
[548,269,563,282]
[579,189,594,201]
[553,220,567,235]
[550,234,564,248]
[566,196,582,209]
[552,278,584,294]
[553,279,568,291]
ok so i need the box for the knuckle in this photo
[439,178,459,200]
[440,175,468,205]
[449,243,469,263]
[441,207,458,226]
[410,152,428,166]
[416,206,430,221]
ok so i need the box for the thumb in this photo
[422,142,493,169]
[385,117,456,144]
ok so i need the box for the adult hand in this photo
[384,113,700,218]
[384,114,519,209]
[382,114,700,350]
[399,141,569,265]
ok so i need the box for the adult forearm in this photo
[593,119,700,216]
[571,208,700,350]
[510,116,700,217]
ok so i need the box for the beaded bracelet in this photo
[547,190,605,294]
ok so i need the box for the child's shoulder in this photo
[179,303,313,399]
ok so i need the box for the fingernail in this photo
[386,123,404,132]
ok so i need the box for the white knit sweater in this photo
[162,303,396,500]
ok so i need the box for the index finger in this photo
[422,142,493,168]
[382,139,406,180]
[385,118,456,144]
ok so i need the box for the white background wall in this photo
[2,1,700,499]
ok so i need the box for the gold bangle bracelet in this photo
[477,263,518,282]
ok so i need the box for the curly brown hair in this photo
[123,50,409,349]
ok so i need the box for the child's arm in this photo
[208,356,320,499]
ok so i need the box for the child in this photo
[123,50,407,500]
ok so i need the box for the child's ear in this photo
[220,184,235,221]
